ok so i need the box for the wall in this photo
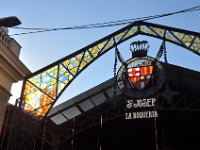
[0,27,30,134]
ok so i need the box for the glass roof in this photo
[48,78,120,125]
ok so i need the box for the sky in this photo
[1,0,200,106]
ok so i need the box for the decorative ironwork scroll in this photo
[20,21,200,119]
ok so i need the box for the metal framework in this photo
[35,84,200,148]
[20,21,200,119]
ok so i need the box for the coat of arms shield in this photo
[128,65,153,90]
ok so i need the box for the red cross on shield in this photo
[128,65,153,90]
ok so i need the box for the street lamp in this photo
[0,16,21,27]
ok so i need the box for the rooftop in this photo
[48,62,200,126]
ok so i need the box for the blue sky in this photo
[1,0,200,106]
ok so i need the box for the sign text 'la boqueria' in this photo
[125,98,158,119]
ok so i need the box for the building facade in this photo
[2,62,200,150]
[0,27,30,134]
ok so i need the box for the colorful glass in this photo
[21,21,200,119]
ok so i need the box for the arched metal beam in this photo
[20,21,200,119]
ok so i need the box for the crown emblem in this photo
[130,40,149,58]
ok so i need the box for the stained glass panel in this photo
[149,26,165,37]
[103,38,115,52]
[56,64,71,95]
[141,25,200,52]
[114,30,129,43]
[165,31,181,44]
[122,26,138,40]
[171,31,184,41]
[191,37,200,52]
[88,46,100,58]
[28,65,58,99]
[22,81,53,117]
[140,25,157,36]
[182,35,195,47]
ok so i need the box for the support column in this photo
[52,134,59,150]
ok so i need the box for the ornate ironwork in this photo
[20,21,200,119]
[35,86,200,148]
